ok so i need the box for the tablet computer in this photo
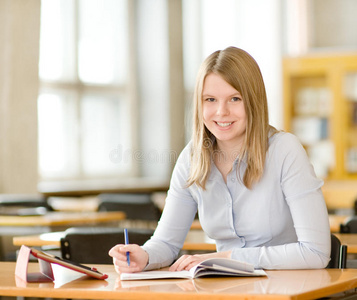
[30,247,108,280]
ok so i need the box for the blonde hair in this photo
[187,47,277,190]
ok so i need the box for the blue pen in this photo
[124,228,130,266]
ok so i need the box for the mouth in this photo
[215,122,233,127]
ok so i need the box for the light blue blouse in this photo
[142,132,331,270]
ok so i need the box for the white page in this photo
[120,270,191,281]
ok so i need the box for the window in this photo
[38,0,133,180]
[182,0,283,131]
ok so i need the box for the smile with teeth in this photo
[216,122,233,127]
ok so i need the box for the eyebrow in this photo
[202,92,242,98]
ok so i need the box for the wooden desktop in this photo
[12,229,357,255]
[38,177,170,197]
[13,229,217,252]
[0,211,126,227]
[1,262,357,299]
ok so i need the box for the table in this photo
[38,177,169,197]
[1,262,357,299]
[190,219,202,230]
[335,233,357,254]
[329,214,350,233]
[0,211,126,261]
[322,180,357,212]
[0,211,347,230]
[13,229,357,255]
[0,211,126,227]
[13,229,217,252]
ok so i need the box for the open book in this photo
[120,258,266,281]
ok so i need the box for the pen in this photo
[124,228,130,266]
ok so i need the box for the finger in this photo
[121,244,139,253]
[108,244,125,258]
[115,264,142,274]
[110,244,136,256]
[110,244,136,260]
[170,255,192,271]
[111,245,134,275]
[113,257,141,274]
[114,255,137,267]
[169,256,185,271]
[178,256,201,271]
[184,260,199,271]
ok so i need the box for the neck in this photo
[213,141,242,165]
[215,140,242,157]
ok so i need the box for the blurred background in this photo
[0,0,356,197]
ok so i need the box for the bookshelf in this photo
[283,53,357,180]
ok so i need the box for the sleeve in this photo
[231,133,331,269]
[141,144,198,270]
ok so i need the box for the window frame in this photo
[38,0,139,181]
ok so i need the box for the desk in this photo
[13,230,217,252]
[1,262,357,299]
[0,211,125,227]
[38,177,169,197]
[0,212,347,230]
[322,180,357,211]
[335,233,357,254]
[0,211,125,261]
[190,219,202,230]
[329,214,350,233]
[13,230,357,255]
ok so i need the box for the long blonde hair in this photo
[187,47,277,190]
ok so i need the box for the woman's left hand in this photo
[169,251,231,272]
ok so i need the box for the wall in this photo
[310,0,357,49]
[136,0,185,178]
[0,0,40,193]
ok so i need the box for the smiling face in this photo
[202,72,247,152]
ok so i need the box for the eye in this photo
[231,97,241,102]
[205,97,215,102]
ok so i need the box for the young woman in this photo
[109,47,331,273]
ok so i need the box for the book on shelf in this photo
[120,258,267,281]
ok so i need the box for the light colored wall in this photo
[136,0,185,178]
[0,0,40,193]
[310,0,357,49]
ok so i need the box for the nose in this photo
[217,101,229,116]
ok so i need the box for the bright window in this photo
[182,0,282,132]
[38,0,131,180]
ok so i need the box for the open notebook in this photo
[120,258,266,280]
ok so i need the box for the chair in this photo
[98,193,161,221]
[353,198,357,215]
[340,216,357,233]
[0,194,52,261]
[60,227,154,264]
[327,234,347,269]
[0,193,52,215]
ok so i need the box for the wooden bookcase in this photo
[283,53,357,181]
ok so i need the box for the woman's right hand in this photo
[109,244,149,274]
